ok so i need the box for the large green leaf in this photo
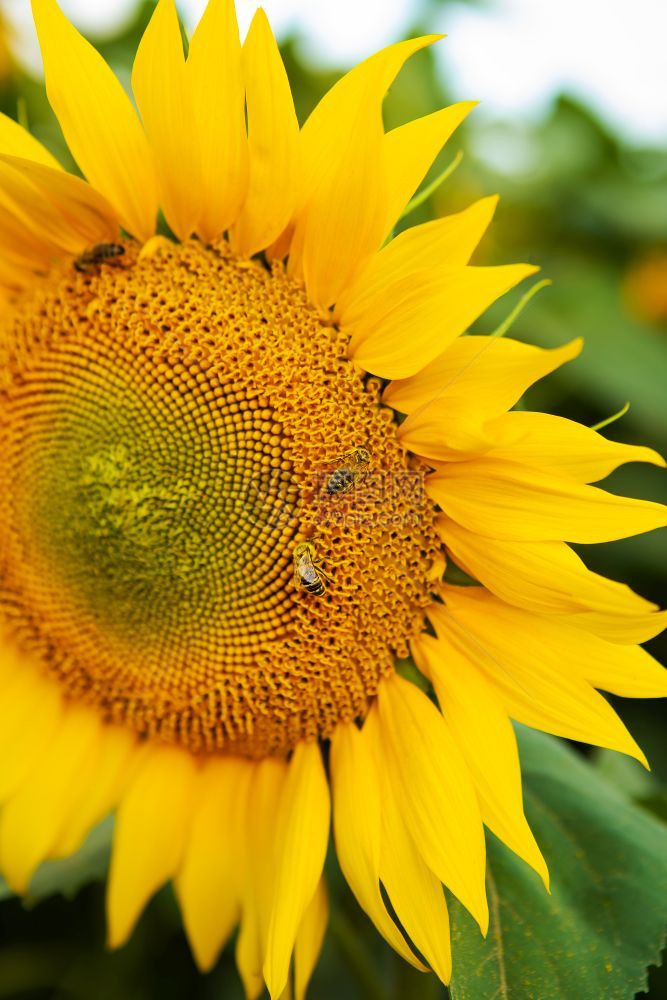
[448,727,667,1000]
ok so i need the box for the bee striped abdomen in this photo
[303,575,326,596]
[298,558,326,596]
[293,542,327,596]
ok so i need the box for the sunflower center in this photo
[0,240,440,755]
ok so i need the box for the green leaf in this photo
[449,727,667,1000]
[592,747,658,800]
[0,816,114,908]
[28,816,113,906]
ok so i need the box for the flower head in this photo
[0,2,665,997]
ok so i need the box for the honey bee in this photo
[325,445,372,497]
[293,542,329,596]
[74,243,126,273]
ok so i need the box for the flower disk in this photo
[0,239,439,756]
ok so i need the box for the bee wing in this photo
[325,446,362,466]
[295,552,315,584]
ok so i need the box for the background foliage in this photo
[0,1,665,997]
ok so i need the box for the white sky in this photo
[4,0,667,143]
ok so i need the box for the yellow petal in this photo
[0,111,61,169]
[437,589,667,700]
[365,712,452,984]
[0,637,22,685]
[53,724,137,858]
[348,264,538,380]
[0,670,63,803]
[229,8,298,257]
[297,36,442,214]
[438,517,665,643]
[187,0,248,240]
[0,254,33,293]
[412,632,548,888]
[566,609,667,644]
[377,673,488,932]
[0,154,118,259]
[584,644,667,697]
[286,36,443,289]
[329,722,426,970]
[265,224,294,262]
[384,335,582,415]
[177,756,253,972]
[395,342,585,462]
[399,403,662,470]
[482,410,665,482]
[428,457,667,542]
[337,195,499,324]
[431,589,649,766]
[107,744,196,948]
[31,0,157,240]
[0,704,100,892]
[294,879,328,1000]
[399,403,494,460]
[382,101,476,235]
[0,191,60,270]
[264,742,330,999]
[236,757,287,1000]
[290,98,386,309]
[1,153,118,246]
[132,0,201,241]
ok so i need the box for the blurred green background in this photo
[0,0,665,996]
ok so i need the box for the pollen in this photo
[0,240,441,756]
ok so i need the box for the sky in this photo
[5,0,667,143]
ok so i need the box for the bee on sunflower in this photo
[0,2,665,998]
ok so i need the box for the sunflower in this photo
[0,0,665,996]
